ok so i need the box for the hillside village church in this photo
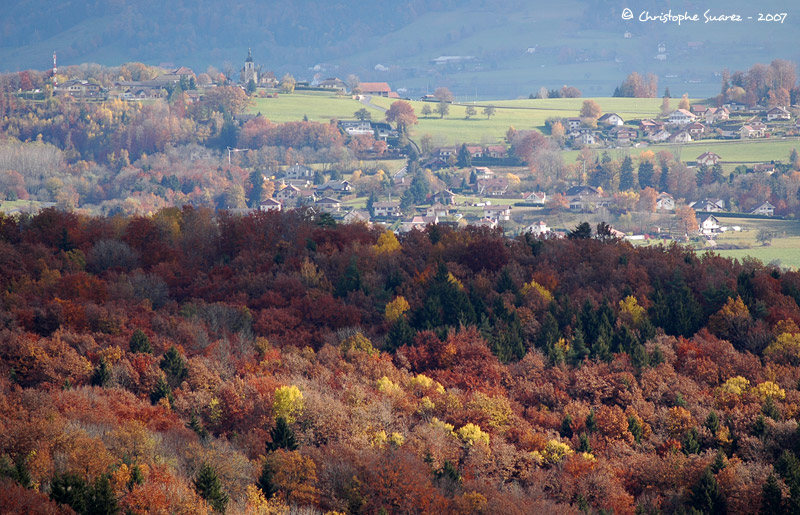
[242,48,257,84]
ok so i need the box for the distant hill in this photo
[1,0,798,98]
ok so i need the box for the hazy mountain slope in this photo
[1,0,797,98]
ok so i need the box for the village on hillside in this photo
[4,51,800,248]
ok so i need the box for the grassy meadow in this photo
[702,217,800,269]
[248,91,382,123]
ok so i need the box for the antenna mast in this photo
[52,52,57,88]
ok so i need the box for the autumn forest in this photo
[1,206,800,514]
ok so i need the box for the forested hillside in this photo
[2,207,800,513]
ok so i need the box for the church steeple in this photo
[243,48,257,84]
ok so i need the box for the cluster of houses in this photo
[255,163,553,233]
[564,102,795,149]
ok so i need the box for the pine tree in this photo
[194,463,229,513]
[247,170,265,208]
[267,417,298,452]
[628,415,644,444]
[638,161,655,189]
[578,433,592,453]
[386,316,415,352]
[537,312,560,350]
[457,144,472,167]
[50,472,90,513]
[160,346,188,387]
[91,358,111,387]
[560,415,574,438]
[128,464,144,491]
[705,411,720,434]
[568,328,589,365]
[585,410,597,433]
[619,156,635,191]
[86,474,119,515]
[760,474,783,515]
[150,377,174,406]
[659,161,670,192]
[630,343,650,370]
[568,222,592,239]
[683,428,701,455]
[592,333,612,362]
[188,413,209,440]
[335,258,363,298]
[690,468,726,514]
[129,329,153,354]
[257,459,278,499]
[710,450,726,473]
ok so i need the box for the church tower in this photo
[243,48,257,84]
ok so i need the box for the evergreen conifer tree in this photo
[638,161,655,189]
[386,316,415,352]
[150,377,174,406]
[585,410,597,432]
[91,358,111,387]
[690,468,726,514]
[578,433,592,453]
[194,463,229,513]
[129,329,153,354]
[128,464,144,491]
[86,474,119,515]
[50,472,90,514]
[257,460,278,499]
[761,473,783,515]
[160,346,188,387]
[267,417,298,452]
[619,156,635,191]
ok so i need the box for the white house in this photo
[751,201,775,216]
[698,213,721,234]
[656,192,675,211]
[474,167,495,179]
[525,220,550,237]
[274,184,301,202]
[691,199,725,212]
[399,215,438,232]
[739,125,764,139]
[373,201,402,217]
[649,129,672,142]
[696,152,721,166]
[284,164,314,180]
[343,210,371,224]
[598,113,624,126]
[315,197,342,213]
[523,191,547,205]
[669,131,693,143]
[766,106,791,121]
[426,203,450,218]
[669,109,697,125]
[483,205,512,221]
[259,199,282,212]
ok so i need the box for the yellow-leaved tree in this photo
[273,385,304,423]
[373,230,401,254]
[384,296,410,323]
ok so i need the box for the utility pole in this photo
[227,146,245,164]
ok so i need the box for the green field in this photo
[701,217,800,269]
[370,96,675,146]
[561,137,800,166]
[249,92,800,166]
[248,91,383,124]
